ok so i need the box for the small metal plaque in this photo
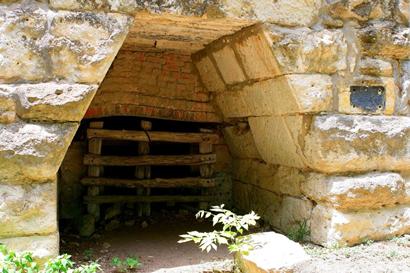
[350,86,385,112]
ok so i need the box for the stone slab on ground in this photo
[236,232,310,273]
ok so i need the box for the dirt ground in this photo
[61,212,234,273]
[61,212,410,273]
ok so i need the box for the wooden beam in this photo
[84,195,213,204]
[83,154,216,166]
[81,177,216,188]
[87,129,219,144]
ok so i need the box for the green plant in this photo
[82,249,94,261]
[111,256,142,272]
[0,244,101,273]
[178,205,260,254]
[287,220,310,242]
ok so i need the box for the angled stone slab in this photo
[0,83,97,122]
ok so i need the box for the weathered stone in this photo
[79,214,95,237]
[236,232,310,273]
[250,114,410,173]
[397,0,410,24]
[220,0,322,27]
[0,121,78,183]
[0,83,97,122]
[358,21,410,59]
[215,90,251,118]
[0,182,57,237]
[194,56,225,92]
[279,197,313,231]
[359,57,393,77]
[327,0,394,21]
[249,115,308,169]
[223,125,260,159]
[0,91,16,124]
[232,159,304,197]
[234,31,280,80]
[49,0,137,14]
[304,114,410,173]
[302,172,406,210]
[269,28,347,74]
[50,11,132,83]
[338,76,397,115]
[212,45,246,85]
[311,205,410,247]
[0,233,59,265]
[0,5,48,82]
[397,60,410,115]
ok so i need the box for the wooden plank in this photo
[83,154,216,166]
[81,177,217,188]
[84,195,213,204]
[87,129,219,144]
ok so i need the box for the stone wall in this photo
[0,0,133,262]
[193,0,410,247]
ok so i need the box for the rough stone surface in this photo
[358,21,410,59]
[311,205,410,247]
[0,83,97,122]
[0,182,57,237]
[302,172,407,210]
[236,232,310,273]
[0,92,16,124]
[194,56,225,92]
[0,233,59,265]
[279,197,313,231]
[359,57,393,77]
[49,0,137,14]
[212,45,246,85]
[223,125,261,159]
[304,114,410,173]
[327,0,394,21]
[269,28,347,74]
[0,121,78,183]
[397,0,410,24]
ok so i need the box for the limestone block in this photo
[0,83,97,122]
[338,76,396,115]
[236,232,310,273]
[302,172,406,210]
[49,0,137,14]
[311,205,410,247]
[304,114,410,173]
[359,57,393,77]
[250,114,410,173]
[249,115,308,169]
[245,75,333,116]
[0,182,57,237]
[220,0,322,27]
[223,125,261,159]
[215,91,251,118]
[398,61,410,115]
[270,28,347,74]
[0,121,78,183]
[0,91,16,124]
[50,11,133,83]
[212,46,246,85]
[232,159,304,197]
[234,31,281,80]
[0,233,59,265]
[194,56,225,92]
[397,0,410,24]
[327,0,393,21]
[279,197,313,231]
[358,22,410,59]
[0,6,48,82]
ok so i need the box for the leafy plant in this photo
[178,205,260,255]
[287,219,310,242]
[111,256,142,272]
[0,244,101,273]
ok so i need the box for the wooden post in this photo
[135,120,152,216]
[199,128,214,210]
[87,121,104,223]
